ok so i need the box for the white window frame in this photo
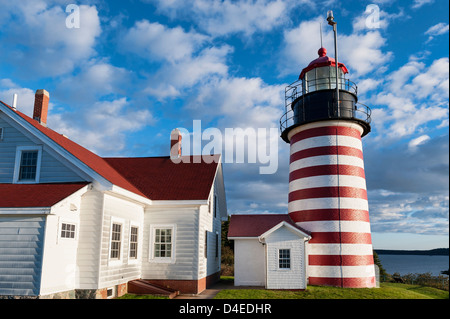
[128,223,140,264]
[60,221,77,240]
[108,217,124,266]
[149,224,176,263]
[278,248,291,270]
[13,145,43,183]
[214,194,218,218]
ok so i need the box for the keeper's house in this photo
[0,89,227,299]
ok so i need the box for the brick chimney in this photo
[33,89,50,126]
[170,128,182,159]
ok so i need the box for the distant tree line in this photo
[375,248,449,256]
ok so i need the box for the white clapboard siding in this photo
[142,205,199,280]
[198,183,222,280]
[76,190,104,289]
[265,226,306,290]
[98,194,144,288]
[0,216,46,296]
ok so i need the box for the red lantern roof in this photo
[299,47,349,79]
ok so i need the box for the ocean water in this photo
[377,254,449,276]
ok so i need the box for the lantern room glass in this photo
[302,66,345,94]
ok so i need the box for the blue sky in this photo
[0,0,448,250]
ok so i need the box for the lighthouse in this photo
[280,13,376,288]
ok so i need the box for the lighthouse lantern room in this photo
[280,12,376,288]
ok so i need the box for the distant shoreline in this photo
[375,248,449,256]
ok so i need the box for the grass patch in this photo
[214,282,449,299]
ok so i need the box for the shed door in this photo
[0,216,46,296]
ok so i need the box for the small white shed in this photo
[228,214,311,290]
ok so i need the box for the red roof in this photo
[0,101,220,201]
[0,183,88,208]
[104,156,219,200]
[228,214,310,238]
[299,47,349,80]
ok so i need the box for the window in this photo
[0,127,3,141]
[110,223,122,260]
[154,228,172,258]
[204,231,208,258]
[129,226,138,259]
[19,151,38,181]
[215,233,219,258]
[279,249,291,269]
[13,146,42,183]
[61,223,76,239]
[106,287,115,298]
[208,195,212,214]
[149,225,176,263]
[214,195,217,218]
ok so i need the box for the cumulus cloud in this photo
[146,0,310,37]
[120,20,208,63]
[55,60,132,104]
[279,16,392,77]
[372,57,449,139]
[144,45,232,99]
[120,19,231,99]
[49,98,154,154]
[411,0,434,9]
[0,79,37,116]
[0,1,101,77]
[425,22,449,43]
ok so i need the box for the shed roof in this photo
[228,214,310,238]
[0,182,88,208]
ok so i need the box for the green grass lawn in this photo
[214,282,449,299]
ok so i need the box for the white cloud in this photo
[0,79,36,116]
[121,19,232,99]
[411,0,434,9]
[56,60,132,103]
[147,0,310,37]
[143,45,232,99]
[425,22,450,43]
[186,76,284,128]
[280,16,392,77]
[352,7,408,32]
[0,2,101,77]
[372,57,449,139]
[408,134,430,149]
[121,20,208,63]
[50,98,154,154]
[425,22,450,36]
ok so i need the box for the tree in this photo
[221,216,233,250]
[373,251,388,278]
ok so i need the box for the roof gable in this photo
[259,221,311,240]
[228,214,310,238]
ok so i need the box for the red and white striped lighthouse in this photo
[280,45,376,288]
